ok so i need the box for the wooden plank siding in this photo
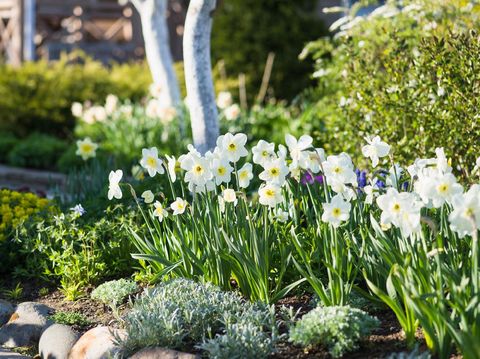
[0,0,186,65]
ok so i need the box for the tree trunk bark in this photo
[183,0,219,154]
[132,0,181,108]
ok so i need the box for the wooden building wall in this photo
[0,0,186,65]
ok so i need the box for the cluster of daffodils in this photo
[71,94,125,124]
[146,83,177,124]
[217,91,241,121]
[72,88,177,126]
[107,132,480,239]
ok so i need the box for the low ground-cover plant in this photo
[289,305,379,358]
[106,130,479,358]
[116,278,278,358]
[91,278,138,313]
[50,311,92,328]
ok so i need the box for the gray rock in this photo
[68,326,126,359]
[0,302,52,348]
[39,324,79,359]
[130,348,200,359]
[0,348,31,358]
[0,300,15,326]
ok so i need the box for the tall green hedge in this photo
[0,52,151,138]
[301,0,480,169]
[211,0,327,101]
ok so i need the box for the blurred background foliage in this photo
[0,0,479,175]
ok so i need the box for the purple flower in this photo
[70,204,86,216]
[301,172,324,186]
[355,169,368,188]
[375,179,386,189]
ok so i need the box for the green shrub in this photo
[289,306,379,358]
[91,278,138,309]
[13,205,138,300]
[302,1,480,169]
[117,278,278,357]
[0,132,19,163]
[211,0,327,101]
[6,133,68,170]
[0,52,151,138]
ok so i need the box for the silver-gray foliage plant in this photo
[91,278,138,308]
[116,278,278,358]
[289,305,379,358]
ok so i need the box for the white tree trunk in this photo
[183,0,219,154]
[132,0,181,108]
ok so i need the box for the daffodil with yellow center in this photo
[76,138,99,161]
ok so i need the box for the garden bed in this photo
[0,280,435,359]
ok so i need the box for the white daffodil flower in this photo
[322,153,357,186]
[140,147,165,177]
[252,140,276,166]
[108,170,123,200]
[259,158,290,186]
[222,188,237,205]
[305,148,326,174]
[182,153,213,187]
[105,94,119,115]
[165,155,177,183]
[259,183,283,207]
[414,172,463,208]
[434,147,452,174]
[376,188,422,237]
[171,197,188,215]
[217,133,248,163]
[224,104,241,121]
[153,201,167,222]
[211,157,233,185]
[285,134,313,169]
[237,163,254,189]
[361,136,390,168]
[71,102,83,118]
[273,208,289,223]
[141,190,155,204]
[448,185,480,238]
[321,194,351,228]
[76,137,99,161]
[216,91,233,110]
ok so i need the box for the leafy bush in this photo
[0,132,19,162]
[117,278,278,357]
[211,0,327,100]
[302,0,480,168]
[0,52,151,138]
[289,306,379,358]
[13,205,138,300]
[6,133,68,170]
[91,278,138,309]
